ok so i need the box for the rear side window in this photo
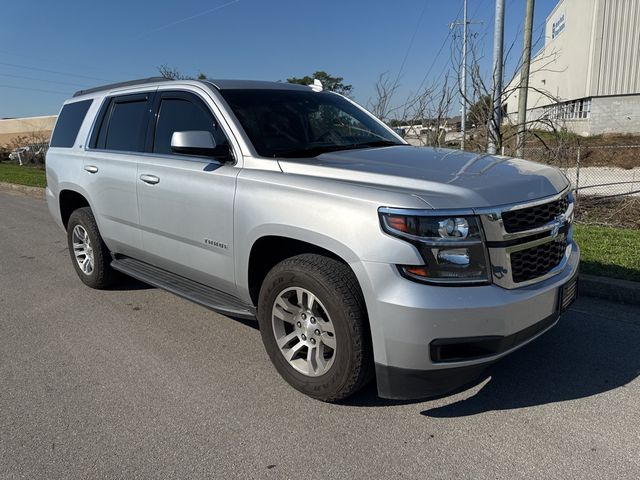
[104,98,149,152]
[50,99,93,148]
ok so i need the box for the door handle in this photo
[140,174,160,185]
[84,165,99,174]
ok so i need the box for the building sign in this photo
[552,11,566,39]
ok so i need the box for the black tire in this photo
[257,254,373,402]
[66,207,117,289]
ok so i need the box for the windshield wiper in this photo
[345,140,400,149]
[275,140,401,158]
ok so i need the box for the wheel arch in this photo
[247,235,352,306]
[59,189,91,229]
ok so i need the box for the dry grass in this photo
[575,196,640,229]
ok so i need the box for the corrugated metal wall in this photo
[595,0,640,96]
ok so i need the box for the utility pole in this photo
[450,0,481,151]
[516,0,535,158]
[461,0,468,150]
[488,0,506,154]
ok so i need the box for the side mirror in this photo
[171,131,217,157]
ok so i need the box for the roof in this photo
[206,79,312,91]
[72,77,314,98]
[72,77,172,97]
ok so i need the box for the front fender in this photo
[233,172,424,302]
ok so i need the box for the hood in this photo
[277,146,569,209]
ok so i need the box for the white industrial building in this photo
[505,0,640,136]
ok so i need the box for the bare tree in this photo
[448,22,570,156]
[407,75,454,147]
[8,127,50,166]
[158,65,208,80]
[368,70,456,148]
[368,72,399,122]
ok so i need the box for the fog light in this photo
[436,248,470,266]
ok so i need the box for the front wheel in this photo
[257,254,373,402]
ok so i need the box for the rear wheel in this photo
[66,207,117,289]
[257,254,373,402]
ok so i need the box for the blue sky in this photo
[1,0,558,118]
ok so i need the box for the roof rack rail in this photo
[72,77,174,98]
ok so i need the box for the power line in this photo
[0,72,89,88]
[391,0,429,89]
[134,0,241,38]
[388,3,463,116]
[0,84,70,95]
[0,49,128,77]
[414,2,465,96]
[0,61,114,83]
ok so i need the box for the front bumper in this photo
[358,241,580,400]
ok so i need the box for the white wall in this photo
[505,0,599,116]
[504,0,640,136]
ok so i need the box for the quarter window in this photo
[50,99,93,148]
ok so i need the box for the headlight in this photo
[379,208,490,285]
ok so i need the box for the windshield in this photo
[218,89,404,158]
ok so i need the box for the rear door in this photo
[135,89,239,294]
[83,92,154,257]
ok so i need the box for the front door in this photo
[135,90,239,294]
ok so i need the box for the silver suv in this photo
[46,77,579,401]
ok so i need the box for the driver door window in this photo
[152,94,229,158]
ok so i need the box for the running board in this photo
[111,256,256,319]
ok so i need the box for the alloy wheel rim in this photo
[72,225,94,275]
[271,286,337,377]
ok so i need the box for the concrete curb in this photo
[0,181,45,199]
[579,274,640,305]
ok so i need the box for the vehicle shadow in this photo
[344,303,640,412]
[226,315,259,331]
[421,308,640,417]
[106,275,155,291]
[108,275,261,330]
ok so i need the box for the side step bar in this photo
[111,256,256,320]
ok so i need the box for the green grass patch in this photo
[0,163,46,188]
[574,224,640,282]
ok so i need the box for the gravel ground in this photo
[565,166,640,197]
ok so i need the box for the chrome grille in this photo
[479,189,574,289]
[502,195,569,233]
[510,237,567,283]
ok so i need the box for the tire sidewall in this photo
[258,265,359,400]
[66,208,109,289]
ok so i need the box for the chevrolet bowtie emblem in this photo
[550,215,566,238]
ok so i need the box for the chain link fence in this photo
[512,145,640,228]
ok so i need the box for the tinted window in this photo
[219,89,401,158]
[105,99,148,152]
[50,99,92,148]
[153,97,228,156]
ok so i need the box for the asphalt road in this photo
[1,189,639,479]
